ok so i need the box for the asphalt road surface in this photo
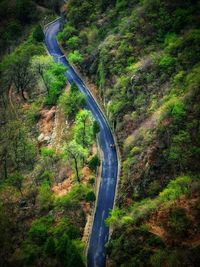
[45,19,118,267]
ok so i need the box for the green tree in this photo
[10,55,35,100]
[8,172,24,197]
[31,55,52,95]
[44,63,67,105]
[57,24,77,44]
[66,36,80,49]
[93,120,100,137]
[63,141,88,183]
[58,83,85,120]
[56,234,72,266]
[56,234,85,267]
[37,182,54,211]
[88,154,100,172]
[68,50,83,64]
[86,191,96,202]
[32,25,44,42]
[74,109,94,147]
[29,218,48,245]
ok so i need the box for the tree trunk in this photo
[21,89,27,100]
[74,158,80,183]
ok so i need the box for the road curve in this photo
[45,19,118,267]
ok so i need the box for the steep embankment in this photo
[58,0,200,266]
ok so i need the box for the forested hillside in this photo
[1,0,200,266]
[0,1,100,266]
[58,0,200,266]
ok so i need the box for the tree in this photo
[56,234,85,267]
[0,119,36,173]
[68,50,83,64]
[11,55,35,100]
[66,36,80,49]
[32,25,44,42]
[29,218,48,245]
[57,24,77,45]
[32,55,52,94]
[88,154,100,172]
[63,141,88,183]
[58,83,85,120]
[74,109,94,147]
[8,172,24,197]
[56,234,72,266]
[93,120,100,137]
[86,191,96,202]
[44,63,67,105]
[37,182,54,211]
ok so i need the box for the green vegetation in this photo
[58,0,200,266]
[0,2,99,266]
[1,0,200,266]
[58,83,86,120]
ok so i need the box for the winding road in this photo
[45,19,118,267]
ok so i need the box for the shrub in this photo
[41,147,55,157]
[68,50,83,64]
[171,100,186,120]
[29,217,51,244]
[37,182,54,211]
[93,120,100,136]
[26,102,41,123]
[88,154,100,172]
[146,180,161,196]
[88,176,95,185]
[66,36,80,49]
[159,54,175,71]
[159,176,191,201]
[86,191,96,202]
[57,25,77,43]
[58,83,86,120]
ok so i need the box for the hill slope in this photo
[59,0,200,266]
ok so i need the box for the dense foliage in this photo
[59,0,200,266]
[0,2,99,266]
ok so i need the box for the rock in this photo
[38,133,44,142]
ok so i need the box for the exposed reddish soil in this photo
[37,106,56,136]
[147,193,200,246]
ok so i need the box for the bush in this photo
[171,100,186,120]
[68,50,83,64]
[66,36,80,49]
[159,54,175,71]
[146,180,161,196]
[159,176,191,201]
[37,182,54,211]
[86,191,96,202]
[58,83,86,120]
[26,102,41,123]
[88,154,100,172]
[29,217,51,244]
[41,147,55,157]
[88,176,95,185]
